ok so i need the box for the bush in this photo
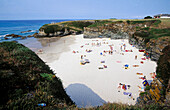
[44,25,64,34]
[145,85,151,91]
[126,20,130,24]
[68,21,93,30]
[144,16,152,19]
[153,20,161,26]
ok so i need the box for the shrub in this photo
[126,20,130,24]
[153,20,161,26]
[43,25,64,34]
[68,21,93,30]
[145,85,151,91]
[144,16,152,19]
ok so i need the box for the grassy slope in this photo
[0,42,73,109]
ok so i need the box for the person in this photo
[128,94,132,99]
[135,55,137,60]
[127,85,131,89]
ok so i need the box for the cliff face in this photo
[130,35,169,61]
[37,21,94,37]
[137,45,170,105]
[0,42,73,109]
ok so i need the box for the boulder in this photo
[5,34,23,38]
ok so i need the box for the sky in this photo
[0,0,170,20]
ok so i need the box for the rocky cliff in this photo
[37,21,94,37]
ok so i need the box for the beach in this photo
[36,34,157,107]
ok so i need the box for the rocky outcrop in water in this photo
[5,34,23,38]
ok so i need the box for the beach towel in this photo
[85,59,90,63]
[98,67,104,69]
[139,77,145,80]
[116,61,121,63]
[103,65,107,68]
[136,73,143,75]
[101,61,105,63]
[133,65,139,67]
[123,92,131,95]
[139,50,145,52]
[122,84,127,90]
[150,72,156,79]
[141,58,146,60]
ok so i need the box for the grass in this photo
[88,20,113,27]
[0,42,73,109]
[66,21,93,30]
[134,27,170,44]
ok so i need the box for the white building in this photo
[154,14,170,18]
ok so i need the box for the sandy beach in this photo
[36,34,157,107]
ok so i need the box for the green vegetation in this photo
[145,85,151,91]
[156,45,170,88]
[153,20,161,26]
[90,103,167,110]
[126,19,161,25]
[88,20,113,27]
[65,21,93,30]
[135,28,170,43]
[0,42,73,109]
[40,73,55,81]
[42,25,65,34]
[139,92,148,96]
[144,16,152,19]
[63,103,167,110]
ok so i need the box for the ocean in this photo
[0,19,72,41]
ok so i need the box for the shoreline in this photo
[34,34,157,107]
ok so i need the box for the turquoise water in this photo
[0,19,72,41]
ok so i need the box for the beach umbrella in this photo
[142,80,149,86]
[124,64,129,67]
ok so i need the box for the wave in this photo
[0,34,8,38]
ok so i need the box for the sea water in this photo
[0,19,72,41]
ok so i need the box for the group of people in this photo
[117,83,135,100]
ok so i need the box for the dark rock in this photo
[21,30,32,33]
[27,35,33,37]
[21,36,27,39]
[5,34,23,38]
